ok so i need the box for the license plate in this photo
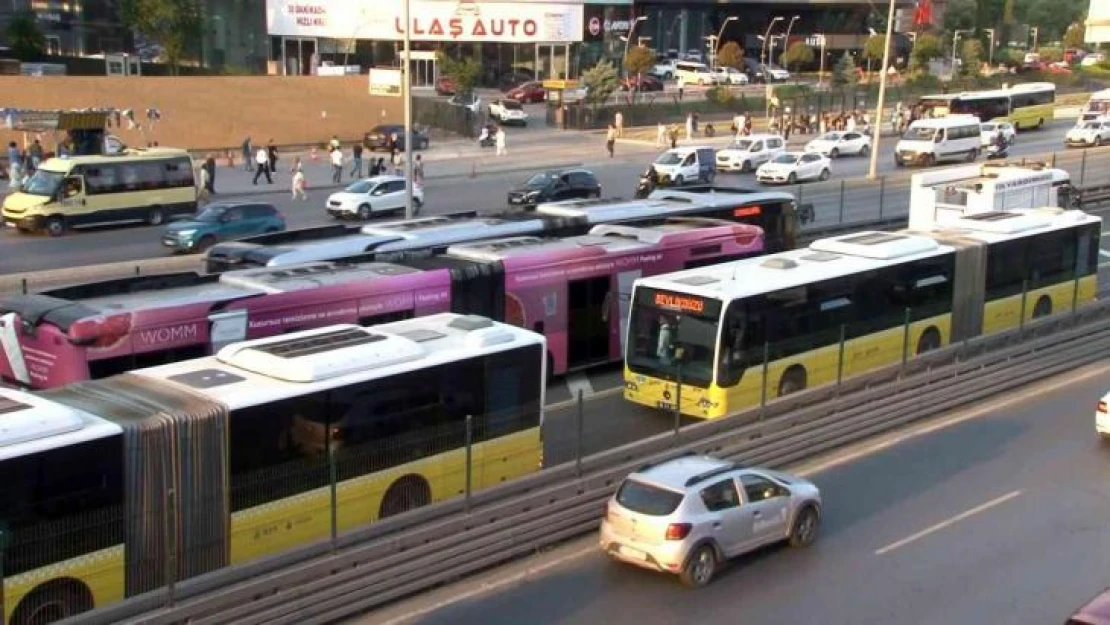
[618,545,647,561]
[508,197,521,204]
[162,239,178,247]
[4,221,15,229]
[656,401,675,410]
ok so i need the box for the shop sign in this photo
[582,5,632,42]
[267,0,584,43]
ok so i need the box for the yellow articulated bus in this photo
[1,147,197,237]
[0,313,544,624]
[918,82,1056,130]
[624,207,1100,419]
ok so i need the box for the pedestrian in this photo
[197,164,212,205]
[204,154,217,195]
[413,154,425,184]
[29,140,43,170]
[614,111,624,138]
[389,133,399,165]
[350,143,364,179]
[290,156,302,176]
[685,113,694,142]
[252,145,272,185]
[370,157,382,177]
[606,123,616,158]
[668,124,679,149]
[495,126,507,156]
[241,136,252,171]
[656,122,667,147]
[266,140,278,176]
[292,165,307,201]
[736,114,747,139]
[328,135,340,152]
[330,146,343,184]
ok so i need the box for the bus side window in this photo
[717,302,746,385]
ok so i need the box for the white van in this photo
[674,61,718,87]
[895,116,982,167]
[653,146,717,185]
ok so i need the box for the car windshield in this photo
[903,126,938,141]
[526,172,555,187]
[345,180,374,193]
[503,100,523,110]
[20,169,64,197]
[655,152,684,165]
[772,153,799,164]
[616,479,684,516]
[1082,122,1100,129]
[729,140,753,150]
[818,132,843,141]
[194,206,228,222]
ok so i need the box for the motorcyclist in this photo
[636,165,658,198]
[994,131,1008,152]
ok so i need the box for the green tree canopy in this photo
[863,35,887,62]
[944,0,976,32]
[6,12,45,61]
[624,46,655,76]
[960,39,983,75]
[832,52,858,87]
[581,60,618,106]
[436,51,482,94]
[781,42,815,72]
[1064,22,1086,49]
[118,0,202,74]
[716,41,743,70]
[911,33,944,72]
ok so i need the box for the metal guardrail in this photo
[65,299,1110,625]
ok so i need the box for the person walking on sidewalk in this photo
[606,124,616,158]
[266,140,279,176]
[330,146,343,184]
[389,133,399,165]
[685,113,694,141]
[241,137,252,171]
[614,111,624,138]
[413,154,425,184]
[371,157,384,176]
[656,122,667,147]
[350,143,364,179]
[292,164,307,201]
[252,146,272,185]
[495,126,507,156]
[204,154,217,195]
[197,164,212,206]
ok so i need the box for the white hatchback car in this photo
[804,131,872,158]
[326,175,425,220]
[980,122,1016,147]
[714,134,785,173]
[757,152,832,185]
[712,67,749,85]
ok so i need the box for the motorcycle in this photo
[635,170,657,199]
[477,124,498,148]
[986,142,1009,160]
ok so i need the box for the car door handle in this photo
[752,511,761,517]
[712,522,721,529]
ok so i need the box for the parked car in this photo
[364,124,430,151]
[326,175,424,220]
[1081,52,1107,67]
[435,75,456,96]
[979,121,1017,147]
[1065,120,1110,147]
[507,168,601,208]
[712,66,750,85]
[498,70,536,91]
[804,131,872,158]
[757,152,832,184]
[506,80,547,103]
[489,99,529,125]
[448,91,482,114]
[649,58,679,80]
[763,64,790,81]
[620,75,665,92]
[599,455,822,587]
[162,201,284,253]
[674,61,719,87]
[715,134,786,172]
[653,146,717,185]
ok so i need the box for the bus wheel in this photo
[379,474,432,519]
[1037,118,1044,129]
[147,207,164,226]
[45,216,65,237]
[778,366,807,397]
[1032,296,1053,319]
[12,579,94,625]
[916,327,941,355]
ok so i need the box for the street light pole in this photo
[816,33,827,86]
[867,0,897,180]
[713,16,737,69]
[781,15,800,66]
[760,16,784,69]
[984,28,995,66]
[952,29,970,76]
[1031,26,1039,50]
[622,15,648,78]
[403,0,414,219]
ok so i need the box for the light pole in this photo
[781,14,800,65]
[984,28,995,67]
[402,0,414,219]
[622,15,648,78]
[813,33,827,86]
[713,16,738,69]
[760,16,784,69]
[867,0,897,180]
[1031,26,1039,51]
[952,29,971,77]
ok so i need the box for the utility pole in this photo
[403,0,414,219]
[867,0,897,180]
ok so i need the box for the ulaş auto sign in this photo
[267,0,584,43]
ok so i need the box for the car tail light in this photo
[665,523,692,541]
[1099,401,1107,414]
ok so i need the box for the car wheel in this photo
[787,172,797,184]
[860,144,870,157]
[420,139,429,150]
[829,148,839,159]
[924,154,936,167]
[358,204,372,220]
[674,174,684,187]
[195,235,217,252]
[740,160,751,173]
[147,207,164,226]
[789,506,820,548]
[1095,137,1102,147]
[45,216,65,237]
[680,545,718,588]
[819,168,830,181]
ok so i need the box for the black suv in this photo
[364,124,430,151]
[507,169,602,208]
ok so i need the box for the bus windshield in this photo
[22,169,64,197]
[626,287,722,387]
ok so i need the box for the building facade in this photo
[0,0,132,56]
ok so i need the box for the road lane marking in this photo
[873,490,1023,556]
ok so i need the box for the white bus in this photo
[0,313,544,624]
[623,207,1101,419]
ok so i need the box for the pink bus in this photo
[0,218,763,388]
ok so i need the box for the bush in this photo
[905,73,941,90]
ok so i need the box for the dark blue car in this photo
[161,201,285,253]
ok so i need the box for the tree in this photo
[624,46,654,77]
[118,0,202,74]
[1064,22,1086,49]
[581,60,618,106]
[6,12,45,61]
[832,52,858,87]
[863,35,887,65]
[960,39,983,76]
[944,0,976,32]
[716,41,743,70]
[436,51,482,94]
[911,33,943,72]
[781,42,815,72]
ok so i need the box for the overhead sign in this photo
[267,0,584,43]
[806,35,826,47]
[369,67,402,97]
[542,79,578,90]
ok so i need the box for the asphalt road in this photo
[0,120,1096,276]
[358,362,1110,625]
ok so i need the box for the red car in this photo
[620,75,664,92]
[506,81,546,103]
[435,75,456,96]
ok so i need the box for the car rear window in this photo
[616,479,684,516]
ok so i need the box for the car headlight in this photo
[176,229,196,238]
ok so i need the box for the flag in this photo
[914,0,934,27]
